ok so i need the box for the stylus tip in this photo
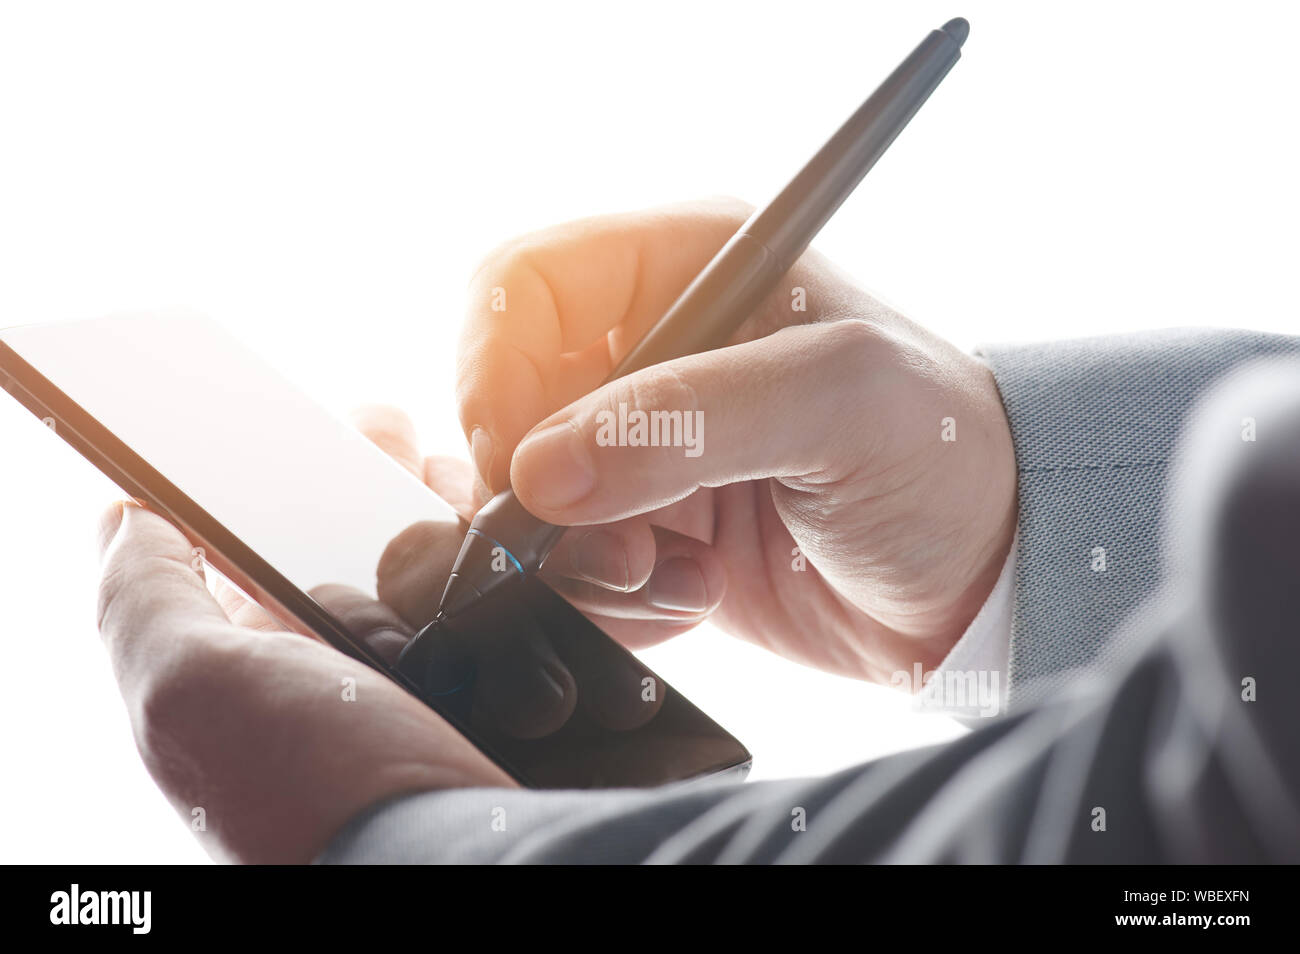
[438,572,484,621]
[942,17,969,48]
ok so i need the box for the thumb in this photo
[509,320,884,525]
[97,503,230,672]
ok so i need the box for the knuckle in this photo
[813,317,887,363]
[691,195,754,225]
[808,319,899,405]
[95,563,129,638]
[464,242,553,330]
[793,320,895,480]
[95,551,161,637]
[135,659,203,737]
[466,234,529,289]
[626,364,700,417]
[469,244,540,303]
[578,365,703,480]
[96,552,200,639]
[132,633,242,753]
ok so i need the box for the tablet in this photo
[0,311,751,787]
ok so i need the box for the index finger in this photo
[456,199,751,493]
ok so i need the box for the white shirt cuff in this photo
[913,531,1016,722]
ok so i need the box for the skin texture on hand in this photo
[95,412,513,864]
[457,199,1018,681]
[91,201,1016,861]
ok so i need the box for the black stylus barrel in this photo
[439,18,969,620]
[610,18,968,378]
[441,491,568,619]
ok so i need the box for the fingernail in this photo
[513,421,596,511]
[469,427,495,493]
[572,530,630,591]
[646,557,709,613]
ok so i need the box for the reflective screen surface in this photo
[0,312,750,787]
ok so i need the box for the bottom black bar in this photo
[6,864,1282,939]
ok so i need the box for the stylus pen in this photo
[438,16,970,620]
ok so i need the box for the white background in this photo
[0,1,1295,863]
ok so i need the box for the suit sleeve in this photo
[318,331,1300,864]
[319,636,1297,863]
[976,328,1300,708]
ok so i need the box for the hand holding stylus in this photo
[441,18,970,622]
[458,201,1018,680]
